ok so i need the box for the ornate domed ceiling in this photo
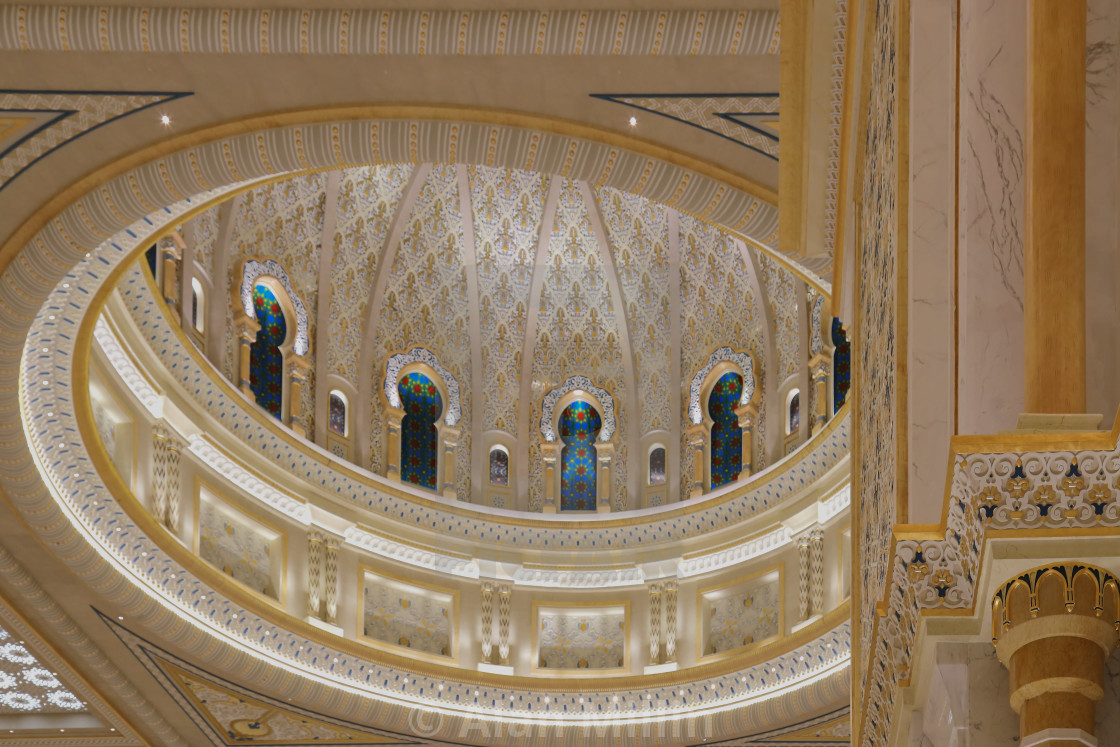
[181,164,820,509]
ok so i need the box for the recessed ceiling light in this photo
[628,116,638,127]
[160,114,171,126]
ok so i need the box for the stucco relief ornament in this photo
[687,346,756,424]
[239,259,310,355]
[539,375,616,442]
[383,347,462,426]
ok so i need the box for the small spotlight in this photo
[628,116,638,127]
[160,114,171,127]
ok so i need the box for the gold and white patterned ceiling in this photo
[188,164,810,505]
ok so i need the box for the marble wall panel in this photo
[1086,0,1120,427]
[907,0,956,524]
[956,0,1026,435]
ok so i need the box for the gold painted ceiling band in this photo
[0,103,780,286]
[69,218,850,693]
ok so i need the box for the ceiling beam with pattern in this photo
[0,89,190,193]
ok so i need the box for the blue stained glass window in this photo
[649,447,667,486]
[789,391,800,433]
[399,372,442,490]
[191,286,202,332]
[489,448,509,486]
[831,318,850,413]
[559,401,602,511]
[249,283,286,419]
[709,371,743,489]
[328,392,347,436]
[145,244,158,278]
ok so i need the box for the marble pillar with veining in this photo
[1094,650,1120,742]
[957,0,1026,435]
[907,0,957,523]
[1085,0,1120,426]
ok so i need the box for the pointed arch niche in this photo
[233,258,312,436]
[382,347,462,500]
[538,376,616,514]
[685,347,759,498]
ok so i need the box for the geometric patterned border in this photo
[384,347,462,427]
[0,8,779,58]
[591,93,779,159]
[98,611,420,746]
[688,346,756,424]
[239,258,310,356]
[0,89,190,193]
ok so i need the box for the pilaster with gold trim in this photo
[286,354,312,438]
[540,442,560,514]
[438,424,461,500]
[594,440,615,513]
[685,423,706,499]
[809,353,831,435]
[233,310,260,397]
[735,400,759,478]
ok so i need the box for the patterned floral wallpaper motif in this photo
[529,179,627,511]
[678,214,767,494]
[758,252,801,383]
[369,166,472,498]
[189,204,219,282]
[469,166,548,436]
[857,0,900,704]
[595,187,672,436]
[329,165,413,383]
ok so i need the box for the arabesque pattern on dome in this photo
[176,162,837,510]
[368,165,473,499]
[468,166,548,437]
[529,178,629,511]
[329,165,414,381]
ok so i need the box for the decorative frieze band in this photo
[343,526,479,579]
[186,434,311,524]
